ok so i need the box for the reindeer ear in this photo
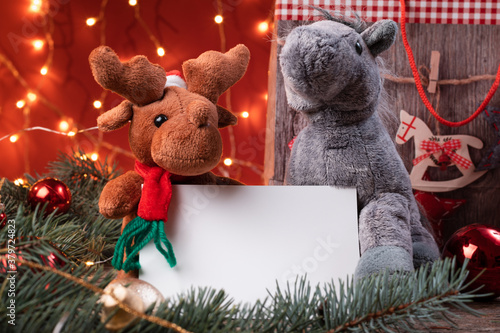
[182,44,250,104]
[361,20,398,57]
[217,105,238,128]
[97,100,133,132]
[89,46,166,106]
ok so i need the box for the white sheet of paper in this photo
[139,185,359,304]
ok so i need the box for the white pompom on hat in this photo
[164,70,187,89]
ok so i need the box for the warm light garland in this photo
[133,3,165,58]
[214,15,223,24]
[214,0,265,180]
[1,1,270,182]
[93,100,102,109]
[32,39,44,50]
[258,21,269,33]
[59,121,70,132]
[86,17,97,26]
[27,92,37,102]
[16,100,26,109]
[0,126,99,144]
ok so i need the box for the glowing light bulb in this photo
[214,15,223,24]
[10,135,19,143]
[223,158,232,166]
[27,92,37,102]
[93,100,102,109]
[264,93,268,101]
[16,100,26,108]
[258,21,269,33]
[129,0,137,5]
[86,17,97,26]
[91,153,99,161]
[32,39,44,50]
[67,131,76,137]
[40,66,48,75]
[241,111,249,118]
[59,120,70,132]
[85,261,95,266]
[14,178,25,186]
[157,47,165,57]
[31,0,42,12]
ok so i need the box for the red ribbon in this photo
[413,139,472,169]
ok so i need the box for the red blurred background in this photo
[0,0,274,185]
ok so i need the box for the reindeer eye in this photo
[154,114,168,128]
[355,41,363,55]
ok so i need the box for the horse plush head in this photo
[89,44,250,176]
[280,10,397,124]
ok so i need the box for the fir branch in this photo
[320,258,484,332]
[0,151,122,265]
[16,259,192,333]
[0,153,489,332]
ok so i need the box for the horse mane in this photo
[313,6,399,140]
[311,6,367,33]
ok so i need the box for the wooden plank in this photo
[264,22,500,240]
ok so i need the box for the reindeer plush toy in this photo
[89,44,250,278]
[280,10,439,280]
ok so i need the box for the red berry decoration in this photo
[0,211,6,229]
[442,224,500,300]
[27,178,71,215]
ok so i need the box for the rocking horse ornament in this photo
[396,110,487,192]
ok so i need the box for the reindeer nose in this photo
[188,100,212,128]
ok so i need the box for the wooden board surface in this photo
[265,21,500,241]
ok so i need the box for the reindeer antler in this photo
[182,44,250,104]
[89,46,166,106]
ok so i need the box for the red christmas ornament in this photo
[442,224,500,300]
[0,237,67,274]
[0,211,6,229]
[28,178,71,215]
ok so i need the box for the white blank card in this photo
[139,185,359,304]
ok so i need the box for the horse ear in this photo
[361,20,398,57]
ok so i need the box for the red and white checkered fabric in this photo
[413,139,473,169]
[275,0,500,25]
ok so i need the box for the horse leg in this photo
[355,193,414,280]
[410,200,440,268]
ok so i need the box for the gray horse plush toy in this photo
[280,10,439,280]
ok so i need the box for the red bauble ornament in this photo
[28,178,71,215]
[0,237,67,274]
[442,224,500,300]
[0,211,6,229]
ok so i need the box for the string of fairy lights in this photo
[1,0,272,185]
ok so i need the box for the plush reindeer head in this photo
[89,45,250,175]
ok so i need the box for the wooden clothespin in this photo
[427,51,440,94]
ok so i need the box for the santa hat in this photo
[164,70,187,89]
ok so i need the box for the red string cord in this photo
[399,0,500,127]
